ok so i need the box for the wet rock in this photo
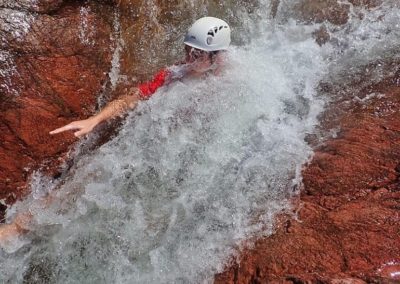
[0,0,64,14]
[312,25,330,46]
[348,0,383,8]
[0,1,116,205]
[215,71,400,282]
[294,0,351,25]
[293,0,382,25]
[0,0,118,13]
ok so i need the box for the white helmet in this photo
[184,17,231,52]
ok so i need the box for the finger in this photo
[49,124,77,135]
[49,125,69,135]
[74,129,87,138]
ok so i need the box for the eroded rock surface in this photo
[0,1,116,206]
[214,72,400,283]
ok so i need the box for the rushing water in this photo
[1,0,400,283]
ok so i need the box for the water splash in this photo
[109,9,124,90]
[0,51,19,95]
[2,9,34,40]
[78,5,96,46]
[0,8,36,96]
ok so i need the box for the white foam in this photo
[109,10,124,90]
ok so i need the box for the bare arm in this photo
[1,89,141,243]
[50,88,141,137]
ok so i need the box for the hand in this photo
[49,117,99,137]
[0,221,29,252]
[0,223,20,244]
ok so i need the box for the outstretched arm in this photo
[50,88,141,137]
[1,90,142,244]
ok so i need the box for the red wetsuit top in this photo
[137,69,171,99]
[137,60,218,98]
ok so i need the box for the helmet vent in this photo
[207,29,215,37]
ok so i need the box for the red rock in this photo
[0,1,116,205]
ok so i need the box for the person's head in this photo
[184,17,231,65]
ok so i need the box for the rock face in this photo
[214,72,400,282]
[0,1,116,206]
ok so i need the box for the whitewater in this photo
[1,0,399,283]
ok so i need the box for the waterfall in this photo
[1,0,399,283]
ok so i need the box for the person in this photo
[49,16,231,137]
[0,17,231,245]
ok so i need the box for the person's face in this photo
[185,45,209,64]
